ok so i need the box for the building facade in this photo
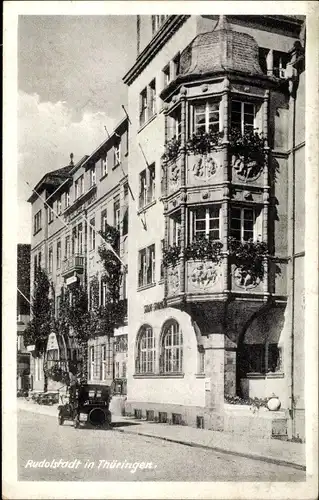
[28,118,129,392]
[17,243,31,392]
[123,15,305,439]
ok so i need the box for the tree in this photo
[24,267,52,391]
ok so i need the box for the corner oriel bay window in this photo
[136,325,155,374]
[138,244,155,288]
[192,100,220,134]
[189,205,220,241]
[160,320,183,374]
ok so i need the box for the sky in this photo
[18,15,136,243]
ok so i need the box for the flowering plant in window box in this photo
[186,130,223,156]
[229,128,267,180]
[224,394,269,411]
[228,237,268,283]
[162,136,181,162]
[184,238,223,263]
[162,244,181,268]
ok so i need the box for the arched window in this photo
[160,320,183,374]
[136,325,155,374]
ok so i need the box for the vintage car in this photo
[58,383,112,429]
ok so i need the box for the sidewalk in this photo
[17,399,306,470]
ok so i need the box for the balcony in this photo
[62,254,85,277]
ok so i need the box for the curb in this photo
[112,428,306,472]
[18,404,306,472]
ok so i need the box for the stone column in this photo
[204,334,225,410]
[180,89,187,296]
[221,78,230,292]
[266,49,274,76]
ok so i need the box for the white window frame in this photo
[161,320,183,374]
[34,210,42,234]
[89,218,95,251]
[101,156,108,177]
[57,196,62,215]
[149,79,156,117]
[113,199,120,232]
[101,344,107,381]
[230,207,257,242]
[163,64,170,87]
[139,164,156,209]
[138,244,156,287]
[192,100,221,135]
[189,205,221,242]
[56,240,61,269]
[114,141,121,166]
[139,87,148,126]
[136,325,155,374]
[65,189,70,208]
[90,167,96,187]
[48,246,53,273]
[231,100,256,135]
[101,208,107,233]
[89,346,95,380]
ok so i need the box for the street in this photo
[18,410,305,482]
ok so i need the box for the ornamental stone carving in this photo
[168,267,180,294]
[192,155,218,180]
[233,266,260,289]
[190,262,218,289]
[233,156,262,181]
[169,162,181,185]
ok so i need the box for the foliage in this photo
[97,223,127,335]
[45,364,70,384]
[229,128,266,177]
[186,130,223,156]
[162,136,181,162]
[185,238,223,262]
[23,268,53,356]
[228,237,268,282]
[224,394,269,410]
[162,244,181,268]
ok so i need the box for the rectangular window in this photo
[231,101,256,134]
[101,208,107,233]
[101,155,108,177]
[90,167,96,187]
[113,198,120,232]
[114,141,121,166]
[138,244,155,287]
[173,52,181,78]
[190,206,220,241]
[101,344,107,381]
[122,362,127,378]
[47,205,54,224]
[34,210,42,234]
[89,346,95,380]
[65,189,70,208]
[193,101,220,134]
[160,239,165,281]
[89,218,95,251]
[230,207,255,241]
[163,64,170,87]
[139,87,148,126]
[151,14,168,35]
[56,240,61,269]
[149,79,156,117]
[101,280,108,307]
[65,235,70,259]
[273,51,289,78]
[139,163,156,208]
[171,213,182,246]
[122,183,129,237]
[75,175,84,199]
[56,196,62,215]
[48,246,53,273]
